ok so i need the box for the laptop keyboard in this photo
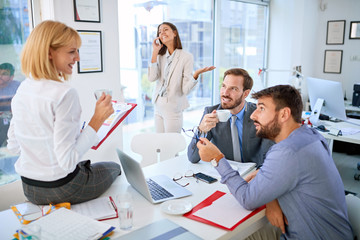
[147,179,174,201]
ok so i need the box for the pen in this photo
[81,121,86,130]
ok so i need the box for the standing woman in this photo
[7,21,121,205]
[148,22,215,133]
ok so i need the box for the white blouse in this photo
[7,77,98,181]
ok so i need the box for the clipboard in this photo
[184,191,265,231]
[92,102,137,150]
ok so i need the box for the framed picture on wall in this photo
[74,0,100,23]
[324,50,342,74]
[326,20,345,44]
[349,21,360,39]
[77,30,103,73]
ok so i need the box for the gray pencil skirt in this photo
[21,160,121,205]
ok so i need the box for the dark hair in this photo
[251,85,303,123]
[0,62,15,76]
[157,22,182,56]
[223,68,253,91]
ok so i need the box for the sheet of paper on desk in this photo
[42,197,117,220]
[15,202,41,216]
[95,102,131,144]
[193,193,252,229]
[338,127,360,136]
[205,162,256,178]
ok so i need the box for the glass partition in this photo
[0,0,31,185]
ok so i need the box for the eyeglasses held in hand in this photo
[182,127,200,149]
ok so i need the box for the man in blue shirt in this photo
[0,63,20,111]
[0,63,20,146]
[197,85,353,239]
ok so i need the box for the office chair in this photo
[345,194,360,239]
[131,132,186,167]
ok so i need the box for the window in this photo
[0,0,32,186]
[118,0,269,156]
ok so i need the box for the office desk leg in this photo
[326,139,334,156]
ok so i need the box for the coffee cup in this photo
[94,89,112,100]
[216,109,230,122]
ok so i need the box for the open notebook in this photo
[19,208,114,240]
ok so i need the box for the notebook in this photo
[116,149,192,204]
[41,196,118,221]
[19,208,114,240]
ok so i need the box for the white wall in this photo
[312,0,360,100]
[52,0,123,163]
[268,0,360,103]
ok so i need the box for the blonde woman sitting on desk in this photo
[148,22,215,133]
[7,21,121,205]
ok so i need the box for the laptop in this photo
[116,149,192,204]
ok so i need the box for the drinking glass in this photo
[116,193,133,230]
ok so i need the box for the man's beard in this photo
[254,113,281,140]
[221,92,244,110]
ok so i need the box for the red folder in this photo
[184,191,265,231]
[92,102,137,150]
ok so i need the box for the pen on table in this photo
[81,121,86,131]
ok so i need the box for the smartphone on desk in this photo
[194,172,218,184]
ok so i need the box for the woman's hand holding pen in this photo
[88,93,114,132]
[193,66,216,80]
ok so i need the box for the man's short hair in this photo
[251,85,303,123]
[223,68,253,91]
[0,63,15,76]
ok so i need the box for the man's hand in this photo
[244,169,259,182]
[266,199,288,234]
[198,110,219,133]
[196,138,223,162]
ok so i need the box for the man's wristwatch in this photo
[210,153,225,167]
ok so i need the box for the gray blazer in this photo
[187,102,274,167]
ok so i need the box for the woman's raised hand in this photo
[193,66,216,80]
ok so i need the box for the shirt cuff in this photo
[149,62,158,68]
[195,127,207,138]
[77,126,99,155]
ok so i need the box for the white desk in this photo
[0,155,266,240]
[316,118,360,152]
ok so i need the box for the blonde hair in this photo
[21,20,81,81]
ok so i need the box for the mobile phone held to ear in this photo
[194,172,217,184]
[156,39,162,45]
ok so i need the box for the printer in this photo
[353,83,360,107]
